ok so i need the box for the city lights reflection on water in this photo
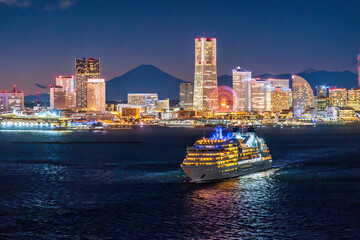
[183,170,280,238]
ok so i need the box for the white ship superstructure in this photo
[181,126,272,182]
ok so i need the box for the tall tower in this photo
[193,38,218,111]
[232,67,252,112]
[75,58,100,108]
[358,54,360,89]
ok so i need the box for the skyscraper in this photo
[50,86,66,110]
[193,38,217,111]
[232,67,252,112]
[179,83,193,110]
[75,58,100,108]
[87,78,106,112]
[292,75,315,117]
[251,79,272,112]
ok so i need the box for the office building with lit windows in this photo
[87,78,106,112]
[50,86,66,110]
[292,75,315,117]
[193,38,218,111]
[179,83,193,110]
[347,88,360,110]
[271,88,292,113]
[250,79,271,113]
[0,86,24,112]
[75,58,100,108]
[232,66,252,112]
[329,88,347,107]
[128,93,159,112]
[315,97,329,112]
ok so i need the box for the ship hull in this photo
[181,159,272,183]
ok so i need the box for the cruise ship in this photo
[181,126,272,182]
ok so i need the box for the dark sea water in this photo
[0,126,359,239]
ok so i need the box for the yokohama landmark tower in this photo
[193,38,218,111]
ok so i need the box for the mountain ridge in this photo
[25,66,358,102]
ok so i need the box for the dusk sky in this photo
[0,0,359,95]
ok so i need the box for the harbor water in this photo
[0,126,359,239]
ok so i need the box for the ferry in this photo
[181,126,272,183]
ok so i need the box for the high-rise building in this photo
[251,79,271,113]
[193,38,217,111]
[179,83,193,110]
[87,78,106,112]
[271,88,292,113]
[358,54,360,89]
[347,88,360,110]
[232,67,252,112]
[56,75,74,92]
[0,85,24,112]
[329,88,347,107]
[50,86,66,110]
[292,75,315,117]
[75,58,100,108]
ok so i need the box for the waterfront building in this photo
[179,83,193,110]
[122,107,140,119]
[329,88,347,107]
[156,99,169,111]
[0,86,24,112]
[347,88,360,110]
[87,78,106,112]
[193,38,218,111]
[327,106,356,122]
[250,79,271,113]
[52,75,76,110]
[50,86,66,110]
[128,93,158,112]
[75,58,100,108]
[271,87,292,113]
[233,67,252,112]
[314,96,329,111]
[292,75,315,117]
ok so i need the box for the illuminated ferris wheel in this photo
[208,86,238,113]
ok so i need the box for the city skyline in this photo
[0,0,359,95]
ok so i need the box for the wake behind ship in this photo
[181,126,272,183]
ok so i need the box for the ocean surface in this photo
[0,125,359,239]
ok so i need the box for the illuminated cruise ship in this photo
[181,126,272,182]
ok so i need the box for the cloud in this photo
[0,0,31,7]
[35,83,48,89]
[0,0,76,10]
[58,0,74,10]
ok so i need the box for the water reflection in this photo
[183,170,279,239]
